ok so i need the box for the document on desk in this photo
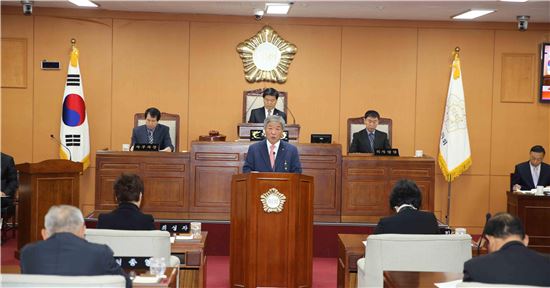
[435,279,461,288]
[133,276,160,284]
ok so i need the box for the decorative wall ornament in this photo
[260,188,287,213]
[237,26,297,83]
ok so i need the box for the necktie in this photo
[368,132,375,152]
[269,144,276,169]
[533,165,539,186]
[148,130,154,144]
[268,109,273,117]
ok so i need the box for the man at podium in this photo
[248,88,287,123]
[243,115,301,173]
[349,110,391,153]
[512,145,550,191]
[131,107,173,152]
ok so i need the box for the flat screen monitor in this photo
[540,42,550,102]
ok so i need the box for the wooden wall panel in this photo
[1,38,27,88]
[448,175,490,234]
[1,15,33,163]
[500,53,536,103]
[112,19,190,152]
[340,27,417,155]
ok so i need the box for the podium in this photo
[230,173,314,287]
[16,159,82,254]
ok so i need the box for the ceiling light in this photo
[500,0,528,2]
[265,3,291,15]
[452,9,495,20]
[68,0,98,8]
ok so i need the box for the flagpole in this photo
[446,175,452,225]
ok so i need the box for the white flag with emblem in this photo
[438,52,471,182]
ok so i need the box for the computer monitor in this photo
[311,134,332,144]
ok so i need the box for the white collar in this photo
[395,204,417,213]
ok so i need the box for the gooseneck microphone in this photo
[284,103,297,125]
[50,134,72,161]
[477,212,492,255]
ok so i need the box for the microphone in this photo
[245,95,260,123]
[477,213,491,255]
[284,102,297,125]
[50,134,72,161]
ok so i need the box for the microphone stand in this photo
[50,134,72,161]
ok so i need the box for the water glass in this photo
[191,222,202,239]
[149,257,166,278]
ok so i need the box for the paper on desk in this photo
[133,276,159,284]
[176,234,194,240]
[435,279,462,288]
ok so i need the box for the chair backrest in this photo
[0,274,125,288]
[362,234,472,287]
[242,88,288,123]
[134,112,180,151]
[84,229,172,263]
[347,117,392,147]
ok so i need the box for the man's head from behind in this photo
[529,145,545,167]
[42,205,85,240]
[363,110,380,133]
[114,173,144,206]
[262,88,280,111]
[389,179,422,210]
[484,212,528,253]
[144,107,161,130]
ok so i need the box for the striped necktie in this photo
[368,132,375,152]
[148,129,154,144]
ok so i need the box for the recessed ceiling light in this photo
[265,3,291,15]
[452,9,495,20]
[68,0,98,8]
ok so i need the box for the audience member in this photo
[1,152,19,209]
[20,205,130,288]
[374,179,439,234]
[463,212,550,286]
[97,173,155,230]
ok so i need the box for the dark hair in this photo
[530,145,546,155]
[389,179,422,209]
[144,107,161,121]
[364,110,380,119]
[484,212,525,240]
[113,173,144,203]
[262,88,279,99]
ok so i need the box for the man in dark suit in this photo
[20,205,130,288]
[463,212,550,286]
[243,115,301,173]
[97,173,155,230]
[248,88,287,123]
[1,152,18,209]
[131,107,174,152]
[374,179,439,234]
[349,110,391,153]
[512,145,550,191]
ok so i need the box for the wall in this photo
[2,6,550,232]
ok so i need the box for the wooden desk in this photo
[507,191,550,253]
[383,271,462,288]
[171,231,208,288]
[337,234,367,288]
[342,155,435,222]
[130,267,177,288]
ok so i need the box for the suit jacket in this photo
[374,207,440,235]
[463,241,550,286]
[243,140,302,173]
[1,152,18,208]
[248,107,287,123]
[97,202,155,230]
[131,124,174,151]
[511,161,550,190]
[20,232,131,288]
[349,129,391,153]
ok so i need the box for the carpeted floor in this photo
[1,233,337,287]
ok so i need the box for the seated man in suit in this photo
[20,205,130,288]
[248,88,287,123]
[512,145,550,191]
[374,179,439,234]
[1,152,18,209]
[349,110,391,153]
[243,115,301,173]
[131,107,174,152]
[97,173,155,230]
[463,212,550,286]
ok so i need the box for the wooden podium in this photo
[230,173,314,288]
[507,191,550,253]
[16,159,82,254]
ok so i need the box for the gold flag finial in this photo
[452,47,461,79]
[70,39,79,67]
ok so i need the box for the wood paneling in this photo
[1,38,27,88]
[508,192,550,253]
[500,53,536,103]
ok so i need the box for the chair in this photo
[242,88,288,123]
[457,282,542,288]
[0,274,125,288]
[356,234,472,288]
[134,112,180,152]
[84,229,180,286]
[347,117,392,151]
[1,192,18,244]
